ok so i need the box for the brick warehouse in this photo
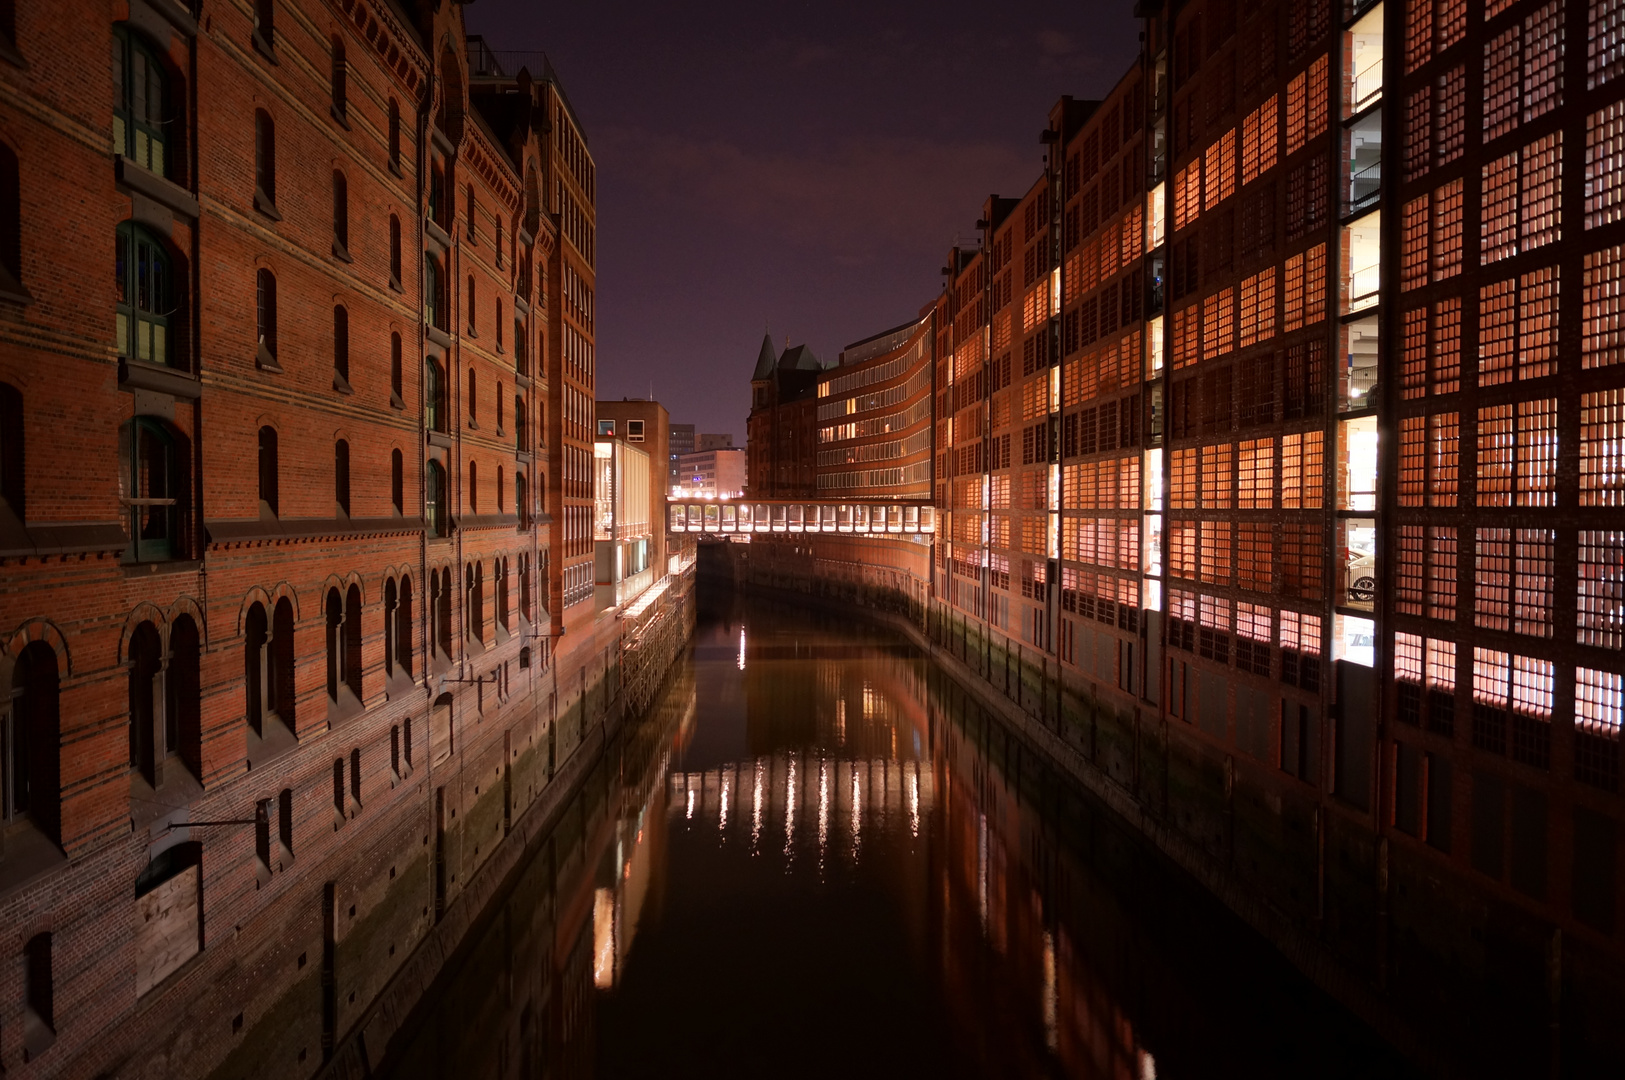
[0,1,690,1077]
[735,0,1625,1071]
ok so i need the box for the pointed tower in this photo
[747,333,780,498]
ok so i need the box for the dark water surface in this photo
[382,593,1419,1079]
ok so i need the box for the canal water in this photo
[381,593,1419,1079]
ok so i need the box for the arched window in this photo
[391,448,403,515]
[467,561,484,643]
[496,384,504,431]
[24,932,52,1044]
[253,0,274,46]
[388,99,401,171]
[0,141,21,296]
[391,332,403,402]
[254,110,276,208]
[123,417,182,561]
[258,425,278,516]
[330,36,347,119]
[331,170,348,254]
[166,615,201,780]
[255,267,277,365]
[334,439,350,516]
[497,556,509,632]
[429,162,445,228]
[397,576,414,676]
[238,601,293,755]
[468,460,478,513]
[425,256,444,329]
[115,222,173,365]
[431,566,453,659]
[129,621,162,783]
[383,578,398,674]
[113,26,169,176]
[513,318,526,375]
[332,304,348,383]
[495,218,504,267]
[465,183,477,243]
[389,215,401,285]
[325,586,362,705]
[426,459,447,536]
[5,641,60,845]
[466,275,477,334]
[426,358,445,432]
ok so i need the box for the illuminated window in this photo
[1428,527,1457,621]
[1200,443,1233,508]
[1579,532,1625,648]
[1471,647,1510,754]
[1175,161,1201,230]
[1400,195,1429,290]
[1396,631,1424,684]
[1405,86,1432,182]
[1481,151,1519,264]
[1584,245,1625,369]
[1200,521,1232,586]
[1514,529,1554,638]
[1202,288,1235,357]
[1401,308,1427,399]
[1237,438,1273,508]
[1429,412,1459,506]
[1281,431,1324,509]
[1510,654,1554,768]
[1398,527,1424,615]
[1519,268,1559,379]
[1522,1,1563,122]
[1589,0,1625,89]
[1283,243,1326,330]
[1280,609,1323,691]
[1436,65,1465,166]
[1478,279,1516,386]
[1521,133,1561,251]
[1285,57,1328,157]
[1483,25,1521,141]
[1432,179,1462,281]
[1405,0,1432,72]
[1170,447,1197,508]
[1205,130,1237,209]
[1434,298,1461,393]
[1575,667,1622,792]
[1239,268,1276,347]
[1399,416,1424,506]
[1438,0,1466,49]
[1581,388,1625,507]
[1238,524,1272,591]
[1585,101,1625,229]
[1241,95,1279,184]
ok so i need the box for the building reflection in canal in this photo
[379,596,1414,1079]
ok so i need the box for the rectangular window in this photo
[1401,195,1429,290]
[1590,0,1625,89]
[1581,388,1625,506]
[1399,416,1424,506]
[1429,411,1459,506]
[1579,531,1625,648]
[1280,431,1325,508]
[1483,25,1521,141]
[1281,521,1324,600]
[1200,443,1234,508]
[1521,132,1562,251]
[1241,95,1279,183]
[1476,527,1512,631]
[1575,667,1622,791]
[1405,86,1433,181]
[1432,180,1463,281]
[1428,526,1458,621]
[1584,245,1625,369]
[1481,151,1519,264]
[1586,101,1625,229]
[1436,65,1466,166]
[1523,1,1563,122]
[1397,528,1424,615]
[1205,129,1237,208]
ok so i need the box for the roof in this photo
[779,344,822,372]
[751,333,778,380]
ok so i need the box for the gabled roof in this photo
[751,333,778,380]
[779,344,821,371]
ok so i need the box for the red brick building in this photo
[746,335,822,498]
[0,3,659,1077]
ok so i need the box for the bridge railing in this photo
[667,500,935,536]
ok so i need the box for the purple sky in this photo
[468,1,1143,441]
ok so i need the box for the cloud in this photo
[1037,29,1077,57]
[596,127,1035,259]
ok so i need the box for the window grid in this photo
[1280,431,1325,509]
[1584,245,1625,368]
[1401,195,1430,290]
[1429,412,1460,506]
[1436,66,1466,166]
[1481,152,1519,264]
[1514,528,1555,638]
[1476,528,1512,631]
[1432,179,1463,281]
[1589,0,1625,89]
[1398,527,1424,615]
[1576,667,1622,791]
[1520,133,1562,252]
[1587,101,1625,229]
[1201,443,1234,508]
[1405,0,1433,72]
[1238,523,1272,591]
[1579,531,1625,648]
[1478,278,1516,386]
[1405,86,1433,182]
[1483,26,1521,141]
[1428,526,1458,621]
[1399,417,1425,506]
[1434,298,1462,393]
[1581,388,1625,507]
[1402,307,1427,399]
[1522,1,1563,123]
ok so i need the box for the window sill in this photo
[390,390,405,410]
[0,267,33,306]
[326,685,365,727]
[425,219,451,250]
[390,274,404,294]
[121,357,199,399]
[256,343,282,372]
[430,126,455,155]
[115,155,199,220]
[330,103,351,130]
[428,429,452,448]
[514,295,530,315]
[121,556,203,578]
[468,418,480,431]
[389,160,405,180]
[0,822,66,904]
[129,766,203,834]
[332,238,353,263]
[252,27,277,63]
[254,188,282,221]
[385,667,418,700]
[515,372,531,389]
[246,713,298,772]
[134,0,199,37]
[426,324,452,349]
[333,369,354,395]
[0,34,27,70]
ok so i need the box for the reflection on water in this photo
[381,594,1416,1080]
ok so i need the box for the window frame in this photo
[115,221,173,367]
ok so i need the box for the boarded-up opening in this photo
[134,842,201,997]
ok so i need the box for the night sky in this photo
[467,1,1143,442]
